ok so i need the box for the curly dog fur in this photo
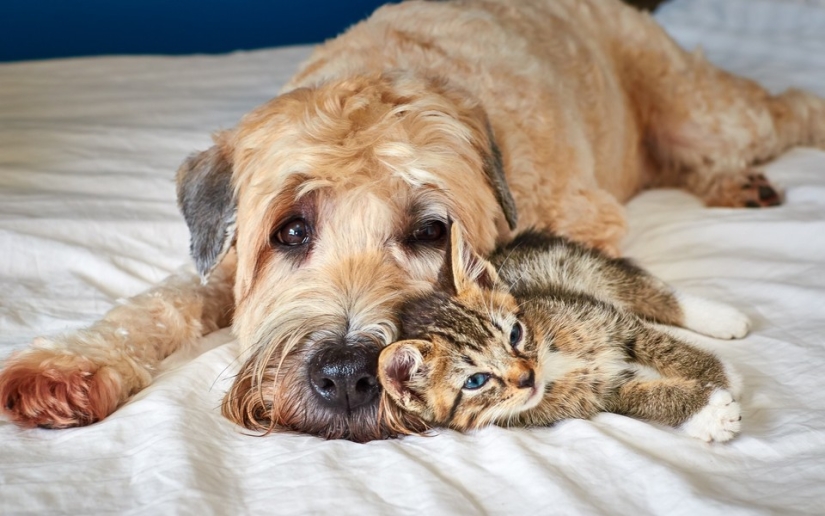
[2,0,824,441]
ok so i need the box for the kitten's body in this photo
[379,226,746,442]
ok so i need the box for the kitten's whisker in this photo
[509,267,530,290]
[494,240,526,281]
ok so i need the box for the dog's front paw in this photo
[681,389,741,443]
[0,348,127,428]
[677,293,751,339]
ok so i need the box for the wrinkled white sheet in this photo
[1,0,824,513]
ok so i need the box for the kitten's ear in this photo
[378,340,431,413]
[439,222,501,295]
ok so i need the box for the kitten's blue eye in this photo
[509,322,523,347]
[464,373,490,390]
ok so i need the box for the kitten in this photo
[378,224,747,442]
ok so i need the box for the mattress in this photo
[1,0,824,513]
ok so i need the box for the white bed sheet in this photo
[1,0,824,513]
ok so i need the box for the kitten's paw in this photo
[677,293,751,339]
[680,389,741,443]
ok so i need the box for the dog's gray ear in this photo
[483,124,518,231]
[175,145,237,280]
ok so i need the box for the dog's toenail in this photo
[758,185,776,201]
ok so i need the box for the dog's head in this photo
[176,72,517,441]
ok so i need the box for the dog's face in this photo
[176,73,517,441]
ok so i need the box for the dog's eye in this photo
[411,220,446,243]
[272,218,311,247]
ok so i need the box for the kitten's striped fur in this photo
[378,225,746,442]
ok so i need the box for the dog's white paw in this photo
[677,293,751,339]
[681,389,741,443]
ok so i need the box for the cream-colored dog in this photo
[2,0,824,441]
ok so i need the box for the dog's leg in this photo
[600,1,825,207]
[645,66,825,208]
[0,254,235,428]
[544,185,628,257]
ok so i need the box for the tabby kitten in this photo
[378,224,747,442]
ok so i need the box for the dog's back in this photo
[290,0,823,249]
[290,0,645,234]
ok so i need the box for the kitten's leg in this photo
[0,254,235,428]
[672,292,751,340]
[613,324,742,441]
[609,378,741,442]
[601,258,750,339]
[627,322,739,393]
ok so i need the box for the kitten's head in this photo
[378,223,543,433]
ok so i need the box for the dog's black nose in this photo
[308,340,380,411]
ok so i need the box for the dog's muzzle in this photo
[307,338,381,413]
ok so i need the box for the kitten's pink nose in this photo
[516,369,535,389]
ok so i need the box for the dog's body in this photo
[2,0,824,441]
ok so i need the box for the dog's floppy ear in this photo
[422,76,518,231]
[175,141,237,280]
[483,123,518,231]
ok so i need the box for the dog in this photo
[1,0,824,441]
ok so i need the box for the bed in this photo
[1,0,824,513]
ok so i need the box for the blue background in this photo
[0,0,393,62]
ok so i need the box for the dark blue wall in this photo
[0,0,394,62]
